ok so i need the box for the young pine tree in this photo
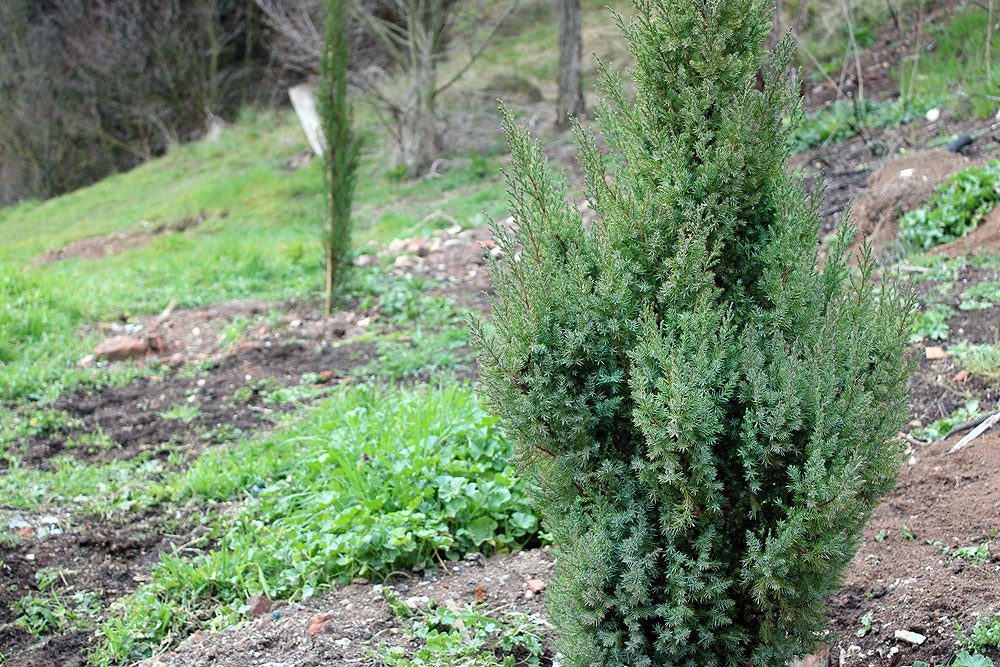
[472,0,913,665]
[319,0,360,316]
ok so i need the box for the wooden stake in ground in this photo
[948,411,1000,454]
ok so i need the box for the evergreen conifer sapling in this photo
[472,0,913,665]
[319,0,360,315]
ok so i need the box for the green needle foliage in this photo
[472,0,914,665]
[319,0,360,315]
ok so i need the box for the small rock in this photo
[404,595,429,611]
[924,346,947,360]
[898,168,914,179]
[162,353,185,368]
[463,552,486,567]
[307,612,335,636]
[524,590,535,600]
[894,629,926,645]
[446,224,464,235]
[289,319,303,328]
[76,354,96,368]
[351,577,370,585]
[247,594,273,618]
[952,370,969,382]
[95,335,148,361]
[393,254,416,268]
[525,578,546,593]
[387,238,407,254]
[8,515,31,531]
[405,238,429,255]
[354,254,374,267]
[925,108,941,122]
[788,645,828,667]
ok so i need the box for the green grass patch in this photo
[0,103,513,403]
[94,383,539,665]
[901,5,1000,119]
[0,455,169,514]
[949,343,1000,382]
[790,99,929,154]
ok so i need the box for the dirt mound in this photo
[931,205,1000,258]
[31,213,212,265]
[850,149,973,253]
[827,427,1000,667]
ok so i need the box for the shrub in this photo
[473,0,913,664]
[318,0,360,313]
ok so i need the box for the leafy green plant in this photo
[961,611,1000,653]
[474,0,912,664]
[899,161,1000,252]
[909,653,996,667]
[14,569,102,636]
[960,281,1000,310]
[910,303,956,342]
[942,544,990,565]
[911,400,983,441]
[94,384,539,665]
[857,610,875,637]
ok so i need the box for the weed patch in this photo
[94,384,538,664]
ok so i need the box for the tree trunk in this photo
[556,0,584,129]
[395,10,439,177]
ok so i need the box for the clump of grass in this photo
[94,383,539,665]
[950,343,1000,382]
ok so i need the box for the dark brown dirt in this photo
[12,340,377,470]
